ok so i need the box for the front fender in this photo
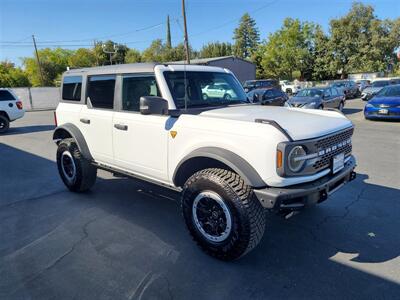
[173,147,266,188]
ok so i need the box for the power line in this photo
[0,21,167,45]
[190,0,277,38]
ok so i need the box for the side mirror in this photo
[140,96,169,115]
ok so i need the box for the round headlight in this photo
[288,146,306,172]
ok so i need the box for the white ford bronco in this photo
[0,88,25,133]
[54,63,356,260]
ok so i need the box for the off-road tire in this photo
[182,168,266,260]
[57,138,97,192]
[0,115,10,134]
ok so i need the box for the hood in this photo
[199,105,352,141]
[289,96,321,104]
[369,96,400,107]
[363,87,383,94]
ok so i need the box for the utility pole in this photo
[32,35,45,86]
[102,43,119,65]
[181,0,190,64]
[166,15,172,48]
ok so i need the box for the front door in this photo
[112,74,169,182]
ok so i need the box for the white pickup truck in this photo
[280,80,302,95]
[53,63,356,260]
[0,88,25,133]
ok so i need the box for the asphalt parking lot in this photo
[1,99,399,299]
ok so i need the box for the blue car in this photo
[364,84,400,120]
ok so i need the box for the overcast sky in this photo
[0,0,399,65]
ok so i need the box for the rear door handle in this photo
[114,124,128,131]
[80,118,90,124]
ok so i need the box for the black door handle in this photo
[114,124,128,131]
[80,118,90,124]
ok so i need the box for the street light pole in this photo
[181,0,190,64]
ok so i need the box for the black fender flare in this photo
[173,147,266,188]
[53,123,93,161]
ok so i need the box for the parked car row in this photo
[285,87,345,110]
[246,85,345,111]
[361,78,400,101]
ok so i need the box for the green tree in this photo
[125,49,142,63]
[0,61,30,87]
[233,13,260,59]
[92,40,128,65]
[68,48,97,68]
[312,26,335,80]
[259,18,317,80]
[199,42,233,58]
[23,48,73,86]
[142,39,166,62]
[329,2,400,77]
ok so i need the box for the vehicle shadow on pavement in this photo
[342,108,362,115]
[1,145,399,299]
[2,125,55,136]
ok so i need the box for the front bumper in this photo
[364,107,400,120]
[254,156,356,209]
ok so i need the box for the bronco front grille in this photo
[312,128,354,171]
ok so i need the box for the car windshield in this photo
[243,80,256,87]
[164,71,248,109]
[372,81,389,87]
[332,82,345,87]
[295,89,323,97]
[376,85,400,97]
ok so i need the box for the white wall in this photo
[10,87,60,111]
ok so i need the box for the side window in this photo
[62,76,82,101]
[0,90,16,101]
[271,89,281,97]
[324,89,332,97]
[87,75,116,109]
[264,90,274,99]
[122,75,160,112]
[331,88,338,96]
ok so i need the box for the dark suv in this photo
[247,87,288,106]
[331,80,359,99]
[243,79,280,93]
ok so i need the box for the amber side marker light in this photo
[277,150,283,169]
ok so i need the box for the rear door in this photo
[79,75,115,165]
[322,88,334,108]
[330,88,341,108]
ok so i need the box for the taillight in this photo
[16,101,23,110]
[54,111,58,126]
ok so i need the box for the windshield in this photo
[372,81,389,87]
[332,82,345,87]
[164,71,248,109]
[243,80,256,88]
[295,89,323,97]
[376,85,400,97]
